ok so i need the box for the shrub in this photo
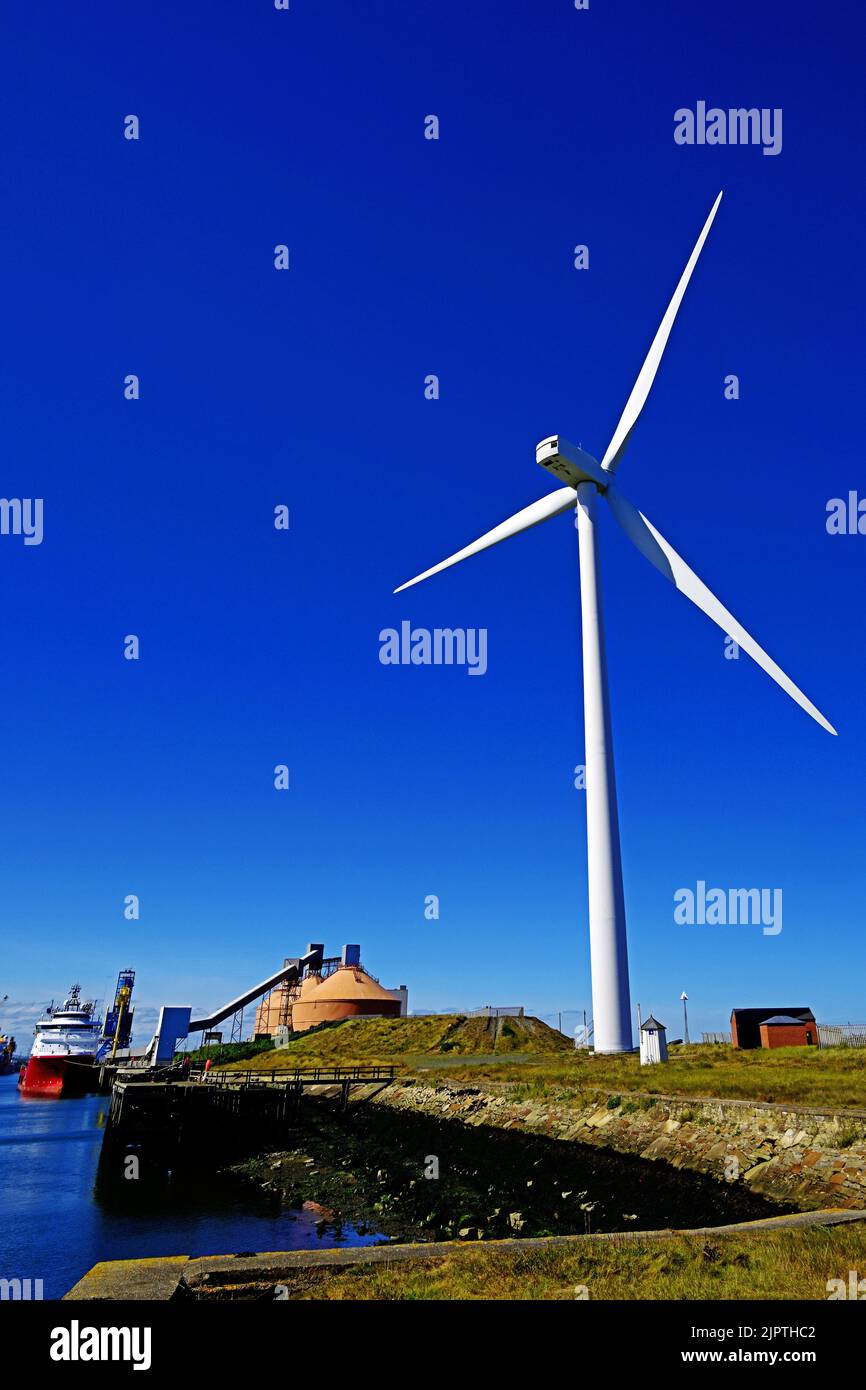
[836,1123,862,1149]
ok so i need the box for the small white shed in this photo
[639,1015,668,1066]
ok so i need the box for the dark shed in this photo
[730,1007,816,1049]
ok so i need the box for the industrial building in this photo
[253,944,407,1038]
[730,1007,818,1049]
[133,944,407,1063]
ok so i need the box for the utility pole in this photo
[681,991,690,1045]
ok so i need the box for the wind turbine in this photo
[394,191,835,1055]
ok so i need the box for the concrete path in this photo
[64,1206,866,1300]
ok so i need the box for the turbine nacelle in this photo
[536,435,608,492]
[394,190,835,737]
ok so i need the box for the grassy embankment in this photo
[222,1013,572,1066]
[211,1018,866,1298]
[194,1224,866,1301]
[221,1015,866,1110]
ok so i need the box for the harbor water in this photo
[0,1074,382,1299]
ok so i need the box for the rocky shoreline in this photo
[227,1086,791,1244]
[372,1080,866,1211]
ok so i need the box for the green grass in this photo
[209,1224,866,1301]
[221,1014,573,1069]
[221,1031,866,1111]
[410,1044,866,1110]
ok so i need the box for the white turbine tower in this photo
[394,191,836,1054]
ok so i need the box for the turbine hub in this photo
[536,435,608,491]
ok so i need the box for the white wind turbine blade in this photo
[600,191,724,475]
[605,485,837,735]
[394,486,577,593]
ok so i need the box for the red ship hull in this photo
[18,1054,97,1098]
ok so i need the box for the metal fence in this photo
[467,1006,525,1018]
[536,1009,589,1036]
[817,1024,866,1048]
[196,1065,397,1087]
[697,1026,866,1047]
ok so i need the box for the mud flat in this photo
[226,1090,792,1244]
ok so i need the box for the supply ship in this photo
[18,985,106,1097]
[18,971,136,1098]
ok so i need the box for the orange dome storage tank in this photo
[254,969,321,1036]
[290,965,401,1033]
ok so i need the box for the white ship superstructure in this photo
[19,984,106,1096]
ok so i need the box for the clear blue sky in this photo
[1,0,863,1045]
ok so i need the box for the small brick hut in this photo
[730,1007,817,1049]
